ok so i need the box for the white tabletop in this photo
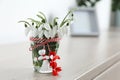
[0,28,120,80]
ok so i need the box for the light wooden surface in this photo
[0,28,120,80]
[94,60,120,80]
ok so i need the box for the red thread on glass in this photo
[29,37,61,51]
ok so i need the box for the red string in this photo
[49,51,62,76]
[29,37,61,51]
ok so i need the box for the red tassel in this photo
[50,51,56,56]
[50,61,57,69]
[49,51,62,76]
[56,67,62,72]
[53,55,60,61]
[52,69,58,76]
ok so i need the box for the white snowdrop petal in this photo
[34,57,38,62]
[44,24,51,30]
[44,30,50,38]
[38,56,43,60]
[31,31,37,37]
[38,26,43,31]
[30,28,38,37]
[51,26,57,38]
[49,30,52,37]
[62,27,65,34]
[50,30,54,38]
[64,27,68,34]
[38,30,43,38]
[57,29,63,38]
[53,26,57,32]
[25,27,31,36]
[61,26,68,35]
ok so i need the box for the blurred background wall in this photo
[0,0,111,44]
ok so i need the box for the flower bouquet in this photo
[19,10,73,76]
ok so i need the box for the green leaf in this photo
[28,18,40,23]
[27,18,43,27]
[36,14,45,20]
[38,11,47,22]
[18,20,31,27]
[60,10,74,27]
[61,19,73,27]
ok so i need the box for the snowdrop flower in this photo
[61,26,68,35]
[20,10,74,39]
[38,23,51,38]
[25,27,31,36]
[25,26,38,37]
[57,28,63,38]
[30,28,38,37]
[57,26,69,38]
[49,26,58,38]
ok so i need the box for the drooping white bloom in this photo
[30,28,38,37]
[21,10,73,40]
[25,27,31,36]
[61,26,69,35]
[25,26,38,37]
[49,26,58,38]
[38,23,51,38]
[57,26,69,38]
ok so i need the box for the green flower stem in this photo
[18,21,31,27]
[38,12,47,22]
[60,11,71,27]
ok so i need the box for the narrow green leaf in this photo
[60,9,74,27]
[27,18,44,28]
[61,19,73,27]
[38,11,47,21]
[18,20,31,27]
[36,14,45,20]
